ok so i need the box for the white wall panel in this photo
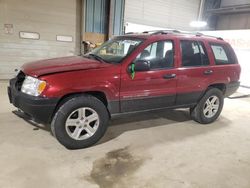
[124,0,201,31]
[0,0,80,79]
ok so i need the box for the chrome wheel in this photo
[65,107,99,140]
[203,95,220,118]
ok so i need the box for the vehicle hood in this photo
[22,56,112,77]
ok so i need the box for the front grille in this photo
[15,71,26,91]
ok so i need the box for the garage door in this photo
[124,0,200,31]
[0,0,81,79]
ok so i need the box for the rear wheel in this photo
[190,88,224,124]
[51,95,109,149]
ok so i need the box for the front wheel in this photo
[190,88,224,124]
[51,95,109,149]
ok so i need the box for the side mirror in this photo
[128,60,150,72]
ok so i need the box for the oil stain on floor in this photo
[88,146,144,188]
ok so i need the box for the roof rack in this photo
[155,30,224,40]
[143,30,181,35]
[125,30,223,40]
[125,30,181,35]
[195,32,223,40]
[125,32,136,35]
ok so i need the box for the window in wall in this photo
[181,40,209,67]
[136,40,174,69]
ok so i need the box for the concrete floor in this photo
[0,81,250,188]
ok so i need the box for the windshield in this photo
[87,38,143,63]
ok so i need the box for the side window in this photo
[136,40,174,69]
[181,40,209,67]
[198,42,209,65]
[210,44,233,65]
[100,40,140,56]
[144,42,157,57]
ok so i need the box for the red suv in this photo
[8,30,241,149]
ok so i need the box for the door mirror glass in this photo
[134,60,151,72]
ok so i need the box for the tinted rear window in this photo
[210,43,235,65]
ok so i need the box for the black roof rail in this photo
[195,32,223,40]
[125,32,136,35]
[125,30,223,40]
[150,29,181,35]
[125,30,179,35]
[150,30,224,40]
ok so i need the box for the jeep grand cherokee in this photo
[8,30,241,149]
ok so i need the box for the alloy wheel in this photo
[65,107,99,140]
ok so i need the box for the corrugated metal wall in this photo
[216,13,250,30]
[202,0,221,30]
[216,0,250,30]
[0,0,81,79]
[124,0,201,30]
[221,0,250,7]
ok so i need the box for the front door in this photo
[120,40,178,112]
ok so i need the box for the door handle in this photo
[204,70,213,75]
[163,74,176,79]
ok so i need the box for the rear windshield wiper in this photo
[88,54,106,63]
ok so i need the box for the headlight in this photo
[21,76,47,96]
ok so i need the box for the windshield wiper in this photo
[88,54,106,63]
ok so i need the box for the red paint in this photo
[22,56,112,77]
[22,34,241,102]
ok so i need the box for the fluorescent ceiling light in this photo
[190,21,207,28]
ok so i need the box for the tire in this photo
[190,88,224,124]
[51,95,109,149]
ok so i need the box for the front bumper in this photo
[8,78,59,124]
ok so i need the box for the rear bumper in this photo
[8,78,59,124]
[225,81,240,97]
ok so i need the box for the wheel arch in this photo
[51,91,110,122]
[207,83,226,95]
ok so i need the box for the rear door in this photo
[207,42,241,96]
[209,42,240,82]
[176,39,212,105]
[120,39,178,112]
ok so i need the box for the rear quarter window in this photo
[210,43,235,65]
